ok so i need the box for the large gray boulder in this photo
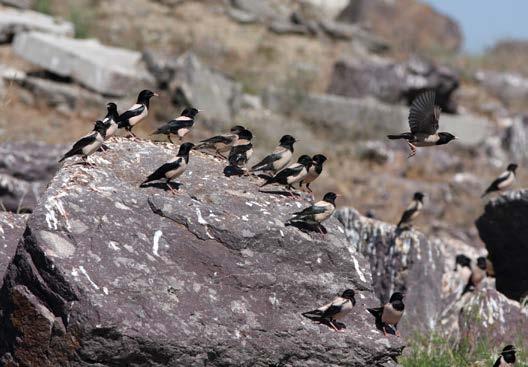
[475,70,528,109]
[0,212,26,288]
[327,57,459,113]
[476,190,528,301]
[0,8,73,42]
[0,138,403,366]
[0,141,64,212]
[502,115,528,164]
[13,32,154,97]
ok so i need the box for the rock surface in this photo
[13,32,154,97]
[476,190,528,301]
[0,212,26,288]
[0,8,73,42]
[0,138,403,366]
[0,141,63,212]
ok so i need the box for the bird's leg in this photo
[383,325,388,337]
[167,135,174,144]
[216,151,227,159]
[318,225,324,234]
[167,180,178,195]
[407,142,416,158]
[329,320,339,332]
[395,329,401,337]
[306,183,313,193]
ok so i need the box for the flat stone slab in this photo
[0,8,73,42]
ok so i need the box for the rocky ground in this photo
[0,0,527,365]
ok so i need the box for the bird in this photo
[285,192,338,233]
[396,192,424,229]
[387,90,457,157]
[462,256,487,295]
[299,154,327,193]
[367,292,405,337]
[151,108,200,143]
[117,89,158,137]
[493,345,516,367]
[59,120,108,164]
[251,135,296,174]
[194,125,245,158]
[102,102,119,139]
[454,254,473,290]
[481,163,518,198]
[301,289,356,332]
[260,155,313,192]
[140,142,194,195]
[227,128,254,169]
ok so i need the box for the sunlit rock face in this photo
[0,137,403,366]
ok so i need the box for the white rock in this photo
[0,8,73,41]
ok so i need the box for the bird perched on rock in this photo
[367,292,405,337]
[140,142,194,194]
[299,154,327,193]
[260,155,312,192]
[59,120,108,164]
[102,102,119,139]
[194,125,245,158]
[397,192,424,229]
[481,163,518,198]
[151,108,200,143]
[285,192,338,232]
[251,135,296,174]
[227,128,254,170]
[454,254,473,290]
[462,256,487,295]
[302,289,356,332]
[493,345,516,367]
[117,89,158,137]
[387,90,456,157]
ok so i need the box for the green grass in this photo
[400,334,528,367]
[34,0,52,14]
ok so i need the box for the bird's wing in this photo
[118,104,145,122]
[274,164,304,180]
[367,307,383,321]
[59,133,97,161]
[408,90,440,134]
[301,309,324,321]
[251,152,282,171]
[168,119,194,129]
[292,204,327,220]
[198,135,233,146]
[492,357,501,367]
[146,158,183,181]
[483,171,510,194]
[320,299,347,319]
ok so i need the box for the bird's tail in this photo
[387,134,411,140]
[480,189,490,198]
[58,149,75,162]
[259,177,275,188]
[301,309,324,321]
[366,307,383,323]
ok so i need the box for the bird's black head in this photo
[312,154,327,165]
[476,256,487,270]
[323,192,338,205]
[93,120,108,137]
[279,135,296,149]
[507,163,518,172]
[413,192,424,202]
[181,108,200,119]
[177,142,195,156]
[341,289,356,306]
[106,102,117,112]
[237,128,253,141]
[137,89,157,104]
[437,132,457,145]
[297,155,313,168]
[389,292,404,302]
[230,125,245,134]
[501,345,517,363]
[455,254,471,270]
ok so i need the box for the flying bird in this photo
[387,90,456,157]
[302,289,356,332]
[260,155,312,192]
[117,89,158,137]
[493,345,516,367]
[367,292,405,337]
[299,154,327,193]
[285,192,338,232]
[140,142,194,194]
[227,128,254,170]
[59,120,108,164]
[194,125,245,158]
[151,108,200,143]
[481,163,518,198]
[397,192,424,229]
[462,256,487,295]
[102,102,119,139]
[251,135,296,174]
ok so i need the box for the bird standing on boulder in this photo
[260,155,312,192]
[151,108,200,144]
[285,192,338,233]
[367,292,405,337]
[387,90,456,157]
[102,102,119,139]
[59,120,108,164]
[227,128,254,169]
[302,289,356,332]
[397,192,424,230]
[481,163,518,198]
[194,125,245,158]
[251,135,296,174]
[462,256,488,295]
[493,345,517,367]
[140,142,194,195]
[299,154,327,193]
[117,89,158,138]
